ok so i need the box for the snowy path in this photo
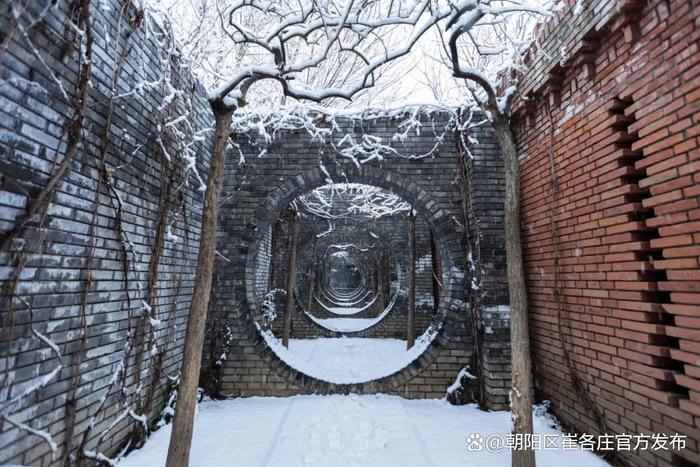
[256,337,438,384]
[118,395,609,467]
[315,294,376,315]
[289,338,409,383]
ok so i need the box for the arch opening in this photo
[246,176,456,386]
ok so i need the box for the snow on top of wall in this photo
[229,103,479,163]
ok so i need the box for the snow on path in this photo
[118,395,610,467]
[264,395,429,467]
[305,317,384,332]
[256,336,438,384]
[287,338,410,383]
[325,306,365,315]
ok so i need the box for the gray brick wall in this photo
[465,122,511,410]
[0,1,212,465]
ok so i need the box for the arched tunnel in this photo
[247,180,452,387]
[3,1,699,465]
[259,183,442,383]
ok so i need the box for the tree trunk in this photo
[406,211,416,349]
[307,238,318,312]
[384,252,390,303]
[165,110,232,467]
[376,253,385,312]
[492,115,535,467]
[430,231,442,314]
[374,255,379,293]
[282,211,300,348]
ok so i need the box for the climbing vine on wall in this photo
[0,0,211,464]
[454,109,487,407]
[544,100,610,457]
[0,0,94,461]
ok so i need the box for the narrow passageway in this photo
[118,395,608,467]
[2,0,698,466]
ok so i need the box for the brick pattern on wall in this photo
[513,0,700,465]
[0,1,212,465]
[463,120,511,406]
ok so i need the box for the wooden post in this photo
[430,231,442,314]
[165,110,232,467]
[384,251,390,301]
[268,218,278,290]
[375,254,381,309]
[377,252,386,311]
[407,211,416,349]
[282,210,300,348]
[307,238,318,312]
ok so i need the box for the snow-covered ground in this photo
[307,316,384,332]
[325,306,367,315]
[257,335,437,384]
[316,295,376,315]
[118,395,609,467]
[304,295,396,333]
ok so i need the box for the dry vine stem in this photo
[62,2,141,462]
[1,0,211,462]
[455,117,485,407]
[443,3,556,465]
[0,0,93,454]
[544,101,610,457]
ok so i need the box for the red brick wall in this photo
[512,0,700,465]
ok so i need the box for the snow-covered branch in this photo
[443,0,555,115]
[231,102,468,163]
[299,183,412,220]
[198,0,459,112]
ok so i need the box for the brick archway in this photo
[238,164,463,393]
[284,218,404,337]
[209,112,509,405]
